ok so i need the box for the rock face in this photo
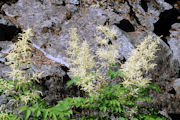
[0,0,180,116]
[1,0,134,67]
[168,23,180,64]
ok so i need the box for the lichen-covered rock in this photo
[0,41,13,78]
[128,0,172,31]
[168,23,180,64]
[65,0,79,5]
[172,78,180,96]
[152,38,180,114]
[65,4,78,14]
[2,1,134,67]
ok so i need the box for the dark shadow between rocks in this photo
[169,114,180,120]
[153,8,180,37]
[0,23,21,41]
[140,0,148,12]
[164,0,178,5]
[0,0,19,5]
[39,73,85,106]
[153,8,180,47]
[115,19,135,32]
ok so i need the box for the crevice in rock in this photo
[127,0,141,25]
[62,0,66,6]
[161,37,170,47]
[153,8,180,37]
[164,0,178,5]
[178,68,180,78]
[140,0,148,12]
[0,0,19,5]
[61,65,69,72]
[168,88,176,95]
[153,8,180,46]
[0,24,21,41]
[40,73,84,105]
[169,114,180,120]
[115,19,135,32]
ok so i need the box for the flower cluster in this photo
[122,35,160,95]
[4,29,42,103]
[67,26,118,96]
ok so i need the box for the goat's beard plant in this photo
[122,35,160,96]
[2,29,42,107]
[66,26,164,119]
[67,26,160,96]
[67,25,119,96]
[17,26,165,120]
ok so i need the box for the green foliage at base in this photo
[0,112,19,120]
[19,70,166,120]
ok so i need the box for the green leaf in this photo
[137,96,153,102]
[25,110,31,120]
[19,105,28,113]
[150,83,162,93]
[108,69,117,79]
[52,113,57,120]
[43,110,49,120]
[29,105,38,113]
[117,69,125,77]
[108,69,125,80]
[103,107,107,112]
[34,109,41,117]
[66,77,80,87]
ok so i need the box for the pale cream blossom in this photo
[96,25,117,40]
[122,35,160,91]
[4,29,42,103]
[67,26,118,96]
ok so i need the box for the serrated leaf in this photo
[150,83,162,93]
[34,109,41,117]
[19,105,28,114]
[66,77,80,87]
[43,110,49,120]
[108,69,116,79]
[52,113,57,120]
[25,110,31,120]
[103,107,107,112]
[117,69,125,77]
[137,96,153,102]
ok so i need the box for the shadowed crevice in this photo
[115,19,135,32]
[164,0,178,5]
[169,114,180,120]
[0,0,19,5]
[0,24,21,41]
[153,8,180,37]
[140,0,148,12]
